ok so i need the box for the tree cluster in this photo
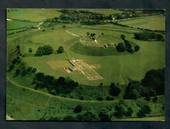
[114,11,139,20]
[43,10,113,26]
[35,45,53,56]
[141,68,164,96]
[116,35,140,53]
[114,100,133,118]
[134,32,164,41]
[86,32,96,40]
[33,73,78,94]
[123,68,164,100]
[137,105,151,117]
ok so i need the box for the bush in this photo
[137,105,151,117]
[125,107,133,116]
[32,68,37,73]
[77,111,99,121]
[152,96,158,102]
[134,45,140,52]
[8,64,14,72]
[116,43,125,52]
[109,83,121,96]
[97,97,103,101]
[28,48,32,53]
[98,111,111,121]
[124,81,141,99]
[63,115,77,121]
[74,105,82,113]
[14,69,21,76]
[114,100,127,118]
[57,46,64,54]
[106,96,114,101]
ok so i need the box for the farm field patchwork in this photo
[7,9,165,121]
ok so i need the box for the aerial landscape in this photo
[7,8,165,121]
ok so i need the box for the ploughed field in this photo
[7,9,165,121]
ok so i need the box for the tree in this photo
[98,110,111,121]
[123,81,141,99]
[134,45,140,52]
[16,45,21,56]
[124,40,133,53]
[34,72,45,84]
[106,96,114,101]
[114,101,127,118]
[134,32,164,41]
[120,34,126,41]
[32,68,37,73]
[141,68,164,96]
[14,69,21,76]
[116,42,125,52]
[125,107,133,116]
[57,46,64,54]
[28,48,33,53]
[137,105,151,117]
[109,83,121,96]
[74,105,82,113]
[8,64,14,72]
[152,96,158,102]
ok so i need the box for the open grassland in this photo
[119,15,165,31]
[7,8,61,22]
[9,24,164,86]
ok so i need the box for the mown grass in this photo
[19,24,165,86]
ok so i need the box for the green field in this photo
[7,9,165,121]
[7,8,61,22]
[119,15,165,31]
[7,20,37,30]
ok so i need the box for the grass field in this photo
[7,8,61,22]
[119,15,165,31]
[7,9,165,121]
[7,77,164,120]
[7,20,37,30]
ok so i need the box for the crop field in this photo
[7,9,165,121]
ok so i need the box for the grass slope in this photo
[7,78,164,120]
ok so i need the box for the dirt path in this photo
[37,22,43,30]
[65,30,80,37]
[7,77,108,103]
